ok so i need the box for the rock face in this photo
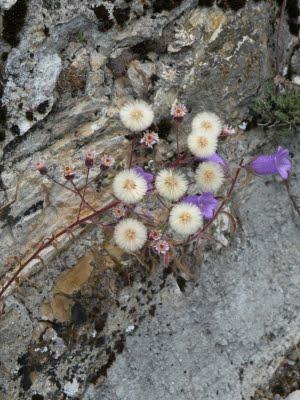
[0,0,299,399]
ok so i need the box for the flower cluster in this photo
[2,101,294,312]
[34,100,293,262]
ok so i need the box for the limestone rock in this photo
[0,0,299,399]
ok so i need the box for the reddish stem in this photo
[129,136,136,168]
[284,179,300,216]
[0,200,120,302]
[71,179,97,214]
[76,169,90,221]
[175,120,181,156]
[46,174,77,195]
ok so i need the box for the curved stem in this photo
[284,179,300,216]
[198,159,244,236]
[76,169,90,221]
[129,136,136,168]
[0,199,120,302]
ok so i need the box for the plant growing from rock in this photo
[251,84,300,137]
[0,99,297,313]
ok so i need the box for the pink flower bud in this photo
[64,166,75,180]
[35,162,48,175]
[171,103,187,122]
[85,151,94,168]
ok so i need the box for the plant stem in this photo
[175,120,181,156]
[46,174,77,195]
[284,179,300,216]
[198,159,244,235]
[129,136,136,168]
[75,169,90,221]
[0,199,120,302]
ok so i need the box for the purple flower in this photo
[250,147,292,180]
[195,153,227,167]
[134,166,154,192]
[182,192,218,219]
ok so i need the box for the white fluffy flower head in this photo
[113,169,147,203]
[187,131,218,158]
[120,100,154,132]
[155,169,188,201]
[169,203,203,236]
[195,161,224,193]
[192,112,222,137]
[114,218,147,252]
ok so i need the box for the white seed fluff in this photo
[114,218,147,252]
[169,203,203,236]
[195,161,224,193]
[187,131,218,158]
[155,169,188,201]
[120,100,154,132]
[192,111,222,137]
[113,169,148,204]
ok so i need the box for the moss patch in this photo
[250,83,300,139]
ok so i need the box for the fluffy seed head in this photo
[169,203,203,236]
[155,169,188,201]
[195,161,224,193]
[113,169,148,203]
[192,112,222,137]
[120,100,154,132]
[114,218,147,252]
[187,131,218,158]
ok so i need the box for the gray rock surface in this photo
[286,391,300,400]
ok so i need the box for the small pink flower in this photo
[153,240,170,254]
[222,125,236,136]
[113,203,127,219]
[100,154,115,169]
[140,131,159,148]
[149,230,162,241]
[171,103,187,121]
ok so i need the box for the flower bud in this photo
[35,162,48,175]
[149,230,162,241]
[171,103,187,122]
[64,166,75,180]
[85,151,94,169]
